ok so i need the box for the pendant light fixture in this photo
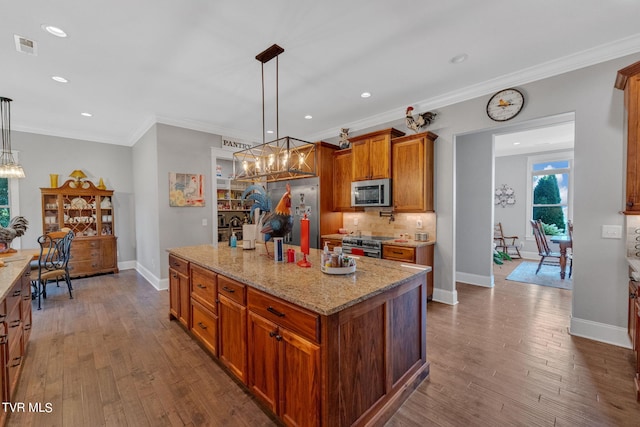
[233,44,316,182]
[0,97,25,178]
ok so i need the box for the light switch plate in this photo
[602,224,622,239]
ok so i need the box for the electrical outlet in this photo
[353,217,359,226]
[416,219,423,229]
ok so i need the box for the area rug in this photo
[505,261,572,290]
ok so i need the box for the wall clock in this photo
[486,88,524,122]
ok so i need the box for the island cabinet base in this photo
[168,250,428,427]
[321,274,428,427]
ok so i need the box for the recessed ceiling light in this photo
[51,76,68,83]
[81,112,92,117]
[450,53,468,64]
[361,92,371,98]
[42,25,67,38]
[266,130,274,134]
[513,142,521,145]
[304,115,312,120]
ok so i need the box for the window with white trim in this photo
[526,151,573,236]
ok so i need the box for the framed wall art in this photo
[169,172,205,207]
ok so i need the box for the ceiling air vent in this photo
[14,35,38,56]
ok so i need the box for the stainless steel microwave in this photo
[351,178,391,207]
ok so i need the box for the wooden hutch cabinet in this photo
[615,60,640,213]
[349,128,405,181]
[40,179,118,277]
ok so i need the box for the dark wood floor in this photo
[6,260,640,426]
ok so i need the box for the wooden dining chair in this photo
[493,222,522,259]
[34,229,75,310]
[530,219,572,277]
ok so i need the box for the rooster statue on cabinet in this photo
[405,106,437,133]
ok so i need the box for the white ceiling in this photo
[494,122,575,157]
[2,1,640,147]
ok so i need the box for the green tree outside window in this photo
[0,178,9,227]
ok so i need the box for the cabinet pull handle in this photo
[10,356,21,367]
[172,273,177,279]
[12,289,21,297]
[275,335,282,341]
[392,251,403,255]
[0,335,7,345]
[631,292,637,299]
[197,284,206,289]
[269,330,278,337]
[222,286,235,293]
[0,314,6,322]
[215,298,219,303]
[267,306,285,317]
[9,320,20,328]
[197,322,207,330]
[24,323,31,331]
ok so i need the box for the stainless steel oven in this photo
[342,236,393,258]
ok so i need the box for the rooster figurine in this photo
[0,216,28,253]
[405,106,437,133]
[259,183,293,257]
[241,183,293,257]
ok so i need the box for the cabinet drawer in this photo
[69,259,101,275]
[191,299,218,357]
[383,245,416,262]
[247,288,320,343]
[218,275,246,306]
[72,239,101,251]
[169,255,189,276]
[70,248,100,262]
[6,332,24,396]
[191,264,217,313]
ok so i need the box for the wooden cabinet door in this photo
[100,237,117,269]
[351,140,371,181]
[279,327,321,427]
[169,268,180,321]
[178,271,190,328]
[218,294,247,384]
[392,132,435,212]
[624,74,640,212]
[368,134,391,180]
[247,311,279,413]
[332,149,354,211]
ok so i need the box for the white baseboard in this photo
[117,260,137,271]
[570,316,632,349]
[432,288,458,305]
[456,272,494,288]
[135,262,166,290]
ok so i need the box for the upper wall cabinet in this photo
[349,128,405,181]
[616,60,640,214]
[392,131,437,212]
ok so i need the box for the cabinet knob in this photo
[197,322,207,330]
[631,292,637,299]
[197,284,206,289]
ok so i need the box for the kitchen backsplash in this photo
[627,216,640,258]
[342,210,436,240]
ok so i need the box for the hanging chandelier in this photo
[0,97,25,178]
[233,44,316,182]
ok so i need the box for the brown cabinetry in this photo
[190,264,218,356]
[168,254,190,328]
[615,60,640,213]
[0,258,32,425]
[392,131,437,212]
[349,128,405,181]
[218,275,247,383]
[41,180,118,277]
[383,244,434,300]
[247,288,321,427]
[332,148,360,212]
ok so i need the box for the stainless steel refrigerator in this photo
[267,177,320,249]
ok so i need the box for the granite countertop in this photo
[168,244,430,316]
[0,251,35,300]
[321,234,435,248]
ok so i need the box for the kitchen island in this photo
[168,244,430,427]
